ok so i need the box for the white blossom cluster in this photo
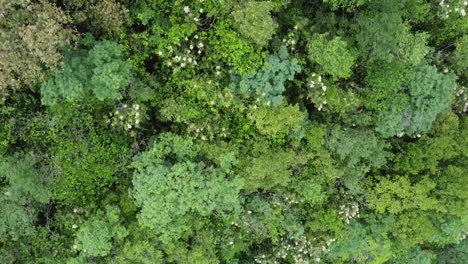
[455,85,468,113]
[106,103,142,132]
[438,0,467,19]
[339,202,360,224]
[160,36,205,69]
[308,73,327,111]
[282,25,299,51]
[187,121,228,141]
[253,236,337,264]
[182,5,205,23]
[459,231,468,242]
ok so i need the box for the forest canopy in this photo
[0,0,467,263]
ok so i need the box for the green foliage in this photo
[376,64,457,137]
[2,0,467,262]
[436,239,468,264]
[328,215,393,264]
[75,206,128,257]
[51,131,131,206]
[114,241,164,264]
[364,60,414,111]
[240,144,307,192]
[131,133,242,243]
[231,1,278,47]
[368,176,440,215]
[354,3,429,65]
[0,153,49,241]
[41,41,132,105]
[250,104,307,141]
[209,21,265,74]
[451,35,468,75]
[323,0,368,11]
[307,75,362,114]
[388,246,436,264]
[327,127,390,193]
[307,34,357,79]
[46,103,131,206]
[229,46,300,107]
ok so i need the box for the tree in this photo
[323,0,369,11]
[74,206,128,257]
[354,1,429,65]
[131,133,242,243]
[229,46,301,107]
[376,64,457,137]
[307,34,357,79]
[250,104,307,142]
[231,1,278,48]
[41,41,132,105]
[327,127,390,194]
[0,153,49,241]
[0,0,74,97]
[63,0,129,38]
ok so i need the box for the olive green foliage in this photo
[63,0,129,38]
[368,176,440,215]
[131,133,242,243]
[231,1,278,47]
[75,206,128,257]
[307,34,357,79]
[0,153,49,241]
[0,0,73,95]
[240,144,307,192]
[388,247,436,264]
[250,104,307,141]
[229,46,300,107]
[394,112,462,176]
[41,41,132,105]
[377,64,457,137]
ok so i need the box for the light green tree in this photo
[307,34,357,79]
[131,133,242,243]
[41,41,132,105]
[231,1,278,47]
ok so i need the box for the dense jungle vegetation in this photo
[0,0,467,263]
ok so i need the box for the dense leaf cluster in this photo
[0,0,467,263]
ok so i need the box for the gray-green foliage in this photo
[231,1,278,47]
[75,206,128,257]
[41,41,132,105]
[376,64,457,137]
[131,133,242,243]
[229,46,300,107]
[0,153,49,241]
